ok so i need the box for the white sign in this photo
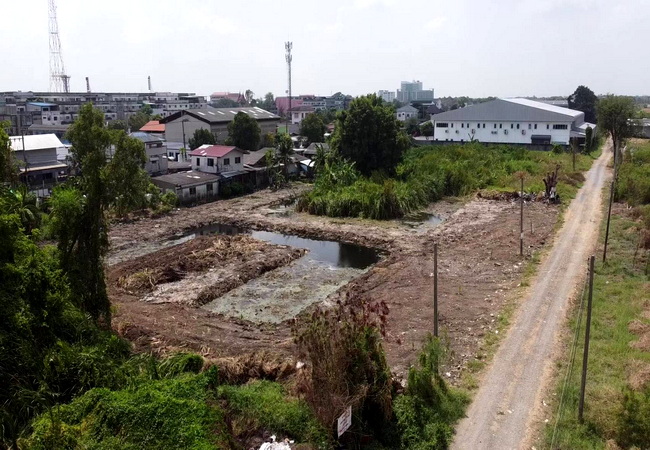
[337,405,352,438]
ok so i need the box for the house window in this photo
[516,124,520,129]
[207,158,214,167]
[451,123,454,128]
[499,123,502,129]
[235,157,241,164]
[511,124,514,129]
[528,124,532,129]
[223,158,230,165]
[547,124,550,129]
[494,123,497,129]
[436,122,448,128]
[552,124,568,130]
[195,158,200,166]
[207,183,213,192]
[483,124,486,128]
[461,123,464,128]
[189,187,196,195]
[535,124,538,129]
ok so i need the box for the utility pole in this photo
[520,176,524,256]
[433,243,439,337]
[579,255,595,423]
[85,77,91,93]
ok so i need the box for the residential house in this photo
[160,107,280,150]
[150,171,220,204]
[396,105,419,122]
[129,132,169,175]
[430,98,596,147]
[8,134,68,195]
[139,120,165,139]
[289,106,315,125]
[189,145,246,173]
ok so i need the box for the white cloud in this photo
[425,16,447,31]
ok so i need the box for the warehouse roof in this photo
[9,134,65,152]
[161,106,279,124]
[431,98,584,123]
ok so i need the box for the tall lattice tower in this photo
[285,42,293,118]
[48,0,70,92]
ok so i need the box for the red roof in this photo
[139,120,165,133]
[189,145,238,158]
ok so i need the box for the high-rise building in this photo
[396,80,434,103]
[377,90,395,102]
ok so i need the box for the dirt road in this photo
[451,147,612,449]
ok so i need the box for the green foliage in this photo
[106,132,150,217]
[227,111,261,150]
[219,381,329,445]
[263,132,276,148]
[331,94,410,176]
[21,373,231,450]
[0,185,41,232]
[616,387,650,449]
[188,128,216,150]
[597,95,637,155]
[128,111,151,132]
[107,119,128,132]
[394,335,469,449]
[405,117,420,135]
[420,121,434,137]
[211,98,240,108]
[568,85,598,123]
[300,143,597,220]
[161,191,179,208]
[300,113,326,146]
[0,120,20,185]
[552,143,565,154]
[616,142,650,206]
[585,126,594,154]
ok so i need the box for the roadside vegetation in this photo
[546,138,650,449]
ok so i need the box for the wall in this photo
[164,116,207,146]
[432,119,572,145]
[191,149,246,173]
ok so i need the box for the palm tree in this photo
[0,185,40,233]
[276,133,294,178]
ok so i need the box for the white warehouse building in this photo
[430,98,595,147]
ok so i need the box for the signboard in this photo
[337,405,352,438]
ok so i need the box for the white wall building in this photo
[396,105,418,122]
[189,145,247,174]
[378,90,395,102]
[430,98,595,146]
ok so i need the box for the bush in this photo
[616,146,650,206]
[394,335,469,449]
[160,191,179,208]
[219,381,329,446]
[616,386,650,448]
[292,301,393,445]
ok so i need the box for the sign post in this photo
[337,405,352,438]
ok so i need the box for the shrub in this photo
[160,191,179,208]
[616,386,650,448]
[394,335,469,449]
[292,301,393,444]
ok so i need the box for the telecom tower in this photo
[48,0,70,92]
[285,42,293,121]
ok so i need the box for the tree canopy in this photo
[331,94,410,176]
[188,128,216,150]
[568,85,598,123]
[227,112,261,150]
[128,111,150,132]
[300,113,326,146]
[106,132,149,216]
[0,121,19,185]
[597,95,636,161]
[211,98,239,108]
[107,119,128,132]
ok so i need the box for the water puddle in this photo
[400,211,445,229]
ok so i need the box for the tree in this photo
[227,112,261,150]
[598,95,636,164]
[263,132,276,148]
[0,185,40,233]
[260,92,275,110]
[106,132,149,217]
[244,89,254,106]
[331,94,410,176]
[584,126,594,154]
[568,86,598,123]
[57,103,113,324]
[211,98,239,108]
[300,113,326,146]
[420,121,434,139]
[128,111,150,132]
[140,104,153,116]
[188,128,216,150]
[0,121,19,185]
[405,117,420,135]
[275,132,294,177]
[107,120,128,132]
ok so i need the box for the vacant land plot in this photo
[108,185,559,380]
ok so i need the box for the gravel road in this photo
[451,146,612,450]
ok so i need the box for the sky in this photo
[2,0,649,99]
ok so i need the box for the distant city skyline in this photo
[2,0,649,99]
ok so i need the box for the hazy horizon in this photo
[2,0,649,99]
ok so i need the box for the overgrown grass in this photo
[544,209,650,448]
[299,143,599,220]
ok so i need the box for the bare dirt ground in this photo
[108,184,561,379]
[451,148,612,450]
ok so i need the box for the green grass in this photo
[300,143,601,220]
[544,201,650,449]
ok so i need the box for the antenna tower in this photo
[285,42,293,120]
[49,0,70,92]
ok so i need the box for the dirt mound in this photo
[204,352,297,384]
[630,332,650,351]
[628,360,650,390]
[628,319,650,335]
